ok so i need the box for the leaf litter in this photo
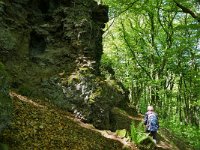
[0,92,136,150]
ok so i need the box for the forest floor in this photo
[0,92,137,150]
[0,92,193,150]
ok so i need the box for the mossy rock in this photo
[56,70,128,130]
[138,136,156,150]
[110,107,138,131]
[116,129,127,138]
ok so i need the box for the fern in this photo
[130,122,148,145]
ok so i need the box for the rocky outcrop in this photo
[0,0,133,130]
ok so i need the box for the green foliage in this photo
[130,122,148,145]
[18,84,33,97]
[0,62,12,135]
[0,143,8,150]
[161,120,200,149]
[0,28,17,51]
[102,1,200,148]
[0,61,10,98]
[0,62,9,91]
[101,54,114,70]
[102,0,200,132]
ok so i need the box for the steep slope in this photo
[0,92,137,150]
[0,92,192,150]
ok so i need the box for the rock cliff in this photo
[0,0,132,130]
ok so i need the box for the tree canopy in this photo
[100,0,200,147]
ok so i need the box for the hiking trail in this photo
[0,92,192,150]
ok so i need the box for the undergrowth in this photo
[130,122,148,145]
[161,120,200,150]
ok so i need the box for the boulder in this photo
[56,69,127,129]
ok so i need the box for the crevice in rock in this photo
[37,0,71,14]
[29,31,46,57]
[61,0,72,7]
[38,0,49,14]
[92,5,109,28]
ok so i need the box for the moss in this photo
[110,107,135,131]
[0,62,7,78]
[79,67,89,71]
[138,136,156,150]
[105,79,124,93]
[0,62,5,71]
[0,62,9,94]
[112,107,129,116]
[18,84,33,97]
[116,129,127,138]
[0,94,12,112]
[0,62,12,135]
[68,73,81,85]
[0,28,17,51]
[88,88,101,104]
[0,143,8,150]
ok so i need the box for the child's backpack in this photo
[147,113,158,131]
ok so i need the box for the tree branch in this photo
[173,0,200,22]
[120,21,152,79]
[103,0,139,37]
[110,0,140,20]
